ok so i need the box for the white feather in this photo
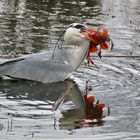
[64,27,85,46]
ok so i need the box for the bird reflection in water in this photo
[54,81,110,130]
[0,78,109,130]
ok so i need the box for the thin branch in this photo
[93,55,140,58]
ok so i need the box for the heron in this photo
[0,23,112,83]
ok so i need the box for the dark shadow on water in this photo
[0,79,80,101]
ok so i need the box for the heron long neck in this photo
[64,39,90,70]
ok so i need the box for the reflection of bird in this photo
[84,95,105,120]
[0,23,91,83]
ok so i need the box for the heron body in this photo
[0,24,90,83]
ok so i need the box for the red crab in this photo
[83,28,113,64]
[84,95,105,119]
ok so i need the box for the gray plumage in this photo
[0,25,90,83]
[0,50,73,83]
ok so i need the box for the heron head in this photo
[63,23,113,52]
[64,23,90,46]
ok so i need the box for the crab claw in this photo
[102,28,109,36]
[96,103,105,110]
[90,45,99,52]
[100,42,109,50]
[87,96,95,104]
[110,40,114,50]
[82,32,99,45]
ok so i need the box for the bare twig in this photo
[93,55,140,58]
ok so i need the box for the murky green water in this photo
[0,0,140,139]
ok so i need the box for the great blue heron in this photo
[0,23,92,83]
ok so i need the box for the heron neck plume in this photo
[65,39,90,70]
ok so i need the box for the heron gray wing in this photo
[0,56,27,65]
[0,51,73,83]
[0,49,56,65]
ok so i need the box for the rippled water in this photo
[0,0,140,139]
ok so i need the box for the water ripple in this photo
[0,0,140,139]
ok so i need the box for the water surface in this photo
[0,0,140,139]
